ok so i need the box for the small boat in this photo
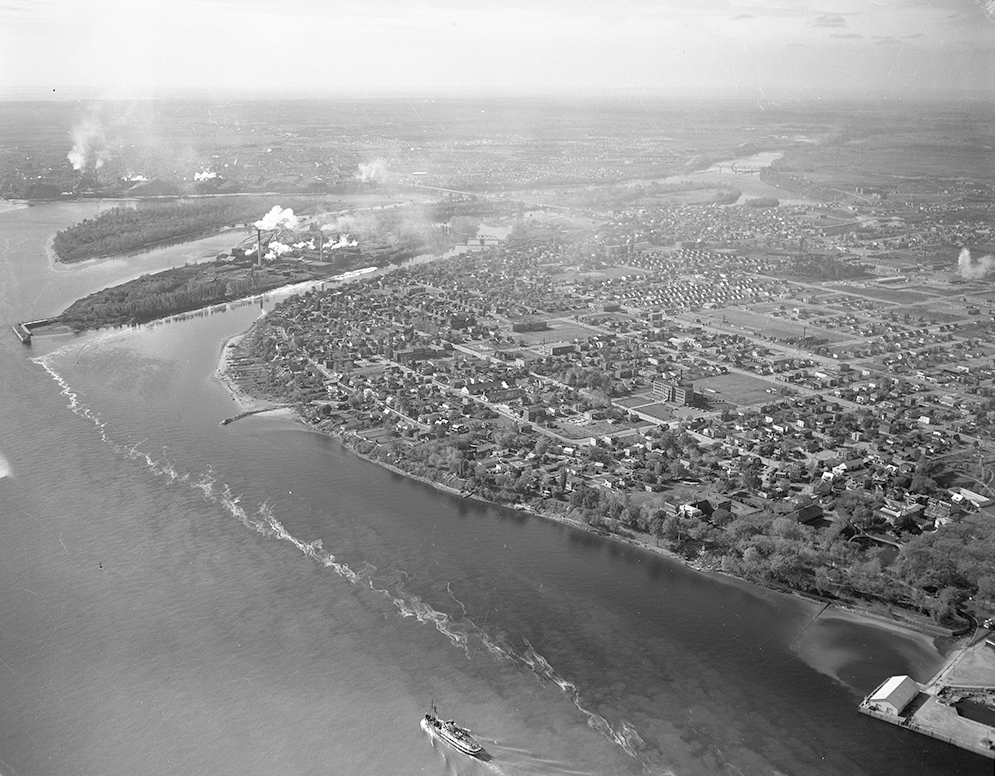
[423,706,484,758]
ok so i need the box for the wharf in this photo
[11,317,60,344]
[219,407,286,425]
[11,323,31,344]
[860,692,995,760]
[860,632,995,760]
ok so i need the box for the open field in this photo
[628,402,676,421]
[695,372,782,406]
[904,306,969,324]
[515,321,598,345]
[831,286,934,304]
[615,395,654,408]
[553,417,641,439]
[696,308,850,343]
[906,286,967,298]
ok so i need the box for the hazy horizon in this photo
[1,0,993,102]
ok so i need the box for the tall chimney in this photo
[256,228,262,266]
[318,229,324,263]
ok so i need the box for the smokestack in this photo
[318,229,323,263]
[256,228,262,267]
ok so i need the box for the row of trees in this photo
[785,254,869,280]
[52,197,304,262]
[348,412,989,623]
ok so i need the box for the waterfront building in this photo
[865,675,920,717]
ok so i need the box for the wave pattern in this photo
[32,347,648,766]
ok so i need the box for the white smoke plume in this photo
[194,170,218,181]
[326,234,358,251]
[958,247,995,280]
[292,240,315,250]
[356,158,388,182]
[67,106,113,171]
[254,206,299,231]
[264,241,293,260]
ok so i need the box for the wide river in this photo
[0,202,986,775]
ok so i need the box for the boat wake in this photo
[32,346,649,768]
[520,639,646,763]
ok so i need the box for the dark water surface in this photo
[0,202,987,775]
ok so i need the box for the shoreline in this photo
[212,334,958,647]
[213,333,293,416]
[50,225,244,266]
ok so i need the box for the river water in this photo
[0,202,986,775]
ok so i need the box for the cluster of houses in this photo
[230,217,995,560]
[598,204,831,252]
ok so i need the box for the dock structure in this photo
[10,317,60,344]
[11,323,31,344]
[860,633,995,761]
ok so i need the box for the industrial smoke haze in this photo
[958,247,995,279]
[321,212,377,235]
[324,234,358,250]
[254,206,299,231]
[67,106,113,171]
[356,159,388,182]
[264,241,293,260]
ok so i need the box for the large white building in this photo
[865,675,920,717]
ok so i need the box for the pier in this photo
[10,317,60,345]
[219,407,287,426]
[11,323,31,344]
[859,631,995,760]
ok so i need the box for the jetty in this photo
[859,630,995,760]
[10,317,59,345]
[219,407,286,426]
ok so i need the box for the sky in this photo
[1,0,993,100]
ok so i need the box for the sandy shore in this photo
[213,334,292,416]
[0,200,29,215]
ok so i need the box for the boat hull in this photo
[423,713,484,758]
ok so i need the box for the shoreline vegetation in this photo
[214,346,961,643]
[212,311,967,644]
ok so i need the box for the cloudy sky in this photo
[1,0,992,99]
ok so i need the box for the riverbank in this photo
[213,333,293,417]
[50,225,244,265]
[0,200,29,215]
[212,333,958,647]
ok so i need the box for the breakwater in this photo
[10,317,59,344]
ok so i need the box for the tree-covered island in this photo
[57,260,325,331]
[51,197,315,263]
[49,202,462,331]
